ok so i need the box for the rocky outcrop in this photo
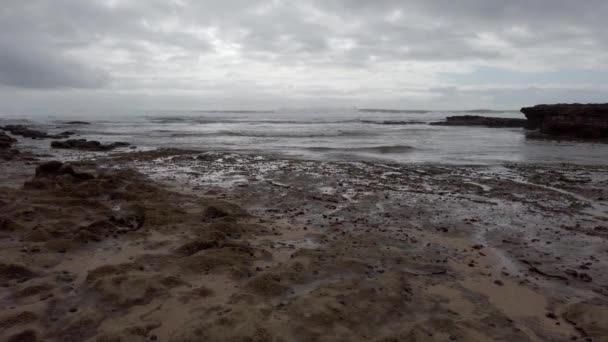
[64,121,91,125]
[0,132,16,149]
[34,161,94,181]
[1,125,71,139]
[521,104,608,139]
[51,139,130,151]
[430,115,527,128]
[0,132,24,161]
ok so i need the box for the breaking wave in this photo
[305,145,413,154]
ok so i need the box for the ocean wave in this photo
[359,120,427,125]
[169,130,374,138]
[358,108,431,114]
[148,117,230,124]
[191,110,275,114]
[154,118,432,125]
[306,145,413,154]
[149,117,360,125]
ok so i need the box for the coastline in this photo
[1,145,607,341]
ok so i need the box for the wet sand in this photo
[1,148,607,341]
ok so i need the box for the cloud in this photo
[0,0,606,108]
[0,37,109,89]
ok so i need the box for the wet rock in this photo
[13,284,53,299]
[32,161,95,184]
[34,161,92,179]
[204,206,231,220]
[564,301,608,341]
[201,201,248,221]
[0,311,38,332]
[1,125,69,139]
[7,329,39,342]
[0,131,16,149]
[35,161,67,177]
[51,139,130,151]
[521,103,608,139]
[110,205,146,232]
[430,116,527,128]
[0,263,37,282]
[565,269,593,282]
[244,273,289,297]
[0,149,22,161]
[64,121,91,125]
[0,218,23,232]
[174,237,224,256]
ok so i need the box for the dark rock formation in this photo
[35,161,69,177]
[0,263,37,282]
[0,132,23,161]
[64,121,91,125]
[34,161,94,181]
[51,139,130,151]
[0,132,16,149]
[110,204,146,232]
[521,104,608,139]
[430,115,527,128]
[1,125,71,139]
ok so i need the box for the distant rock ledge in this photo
[51,139,130,151]
[430,115,527,128]
[1,125,72,139]
[521,104,608,139]
[64,121,91,125]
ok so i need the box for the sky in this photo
[0,0,607,113]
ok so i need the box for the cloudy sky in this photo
[1,0,607,112]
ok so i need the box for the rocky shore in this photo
[51,139,130,151]
[521,103,608,140]
[430,115,527,128]
[0,131,16,149]
[1,137,607,341]
[1,125,73,140]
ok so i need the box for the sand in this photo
[1,148,607,342]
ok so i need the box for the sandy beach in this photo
[1,144,607,342]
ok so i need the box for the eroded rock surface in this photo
[521,103,608,139]
[2,150,608,342]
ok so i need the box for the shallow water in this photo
[3,108,608,165]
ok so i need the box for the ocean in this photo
[3,108,608,165]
